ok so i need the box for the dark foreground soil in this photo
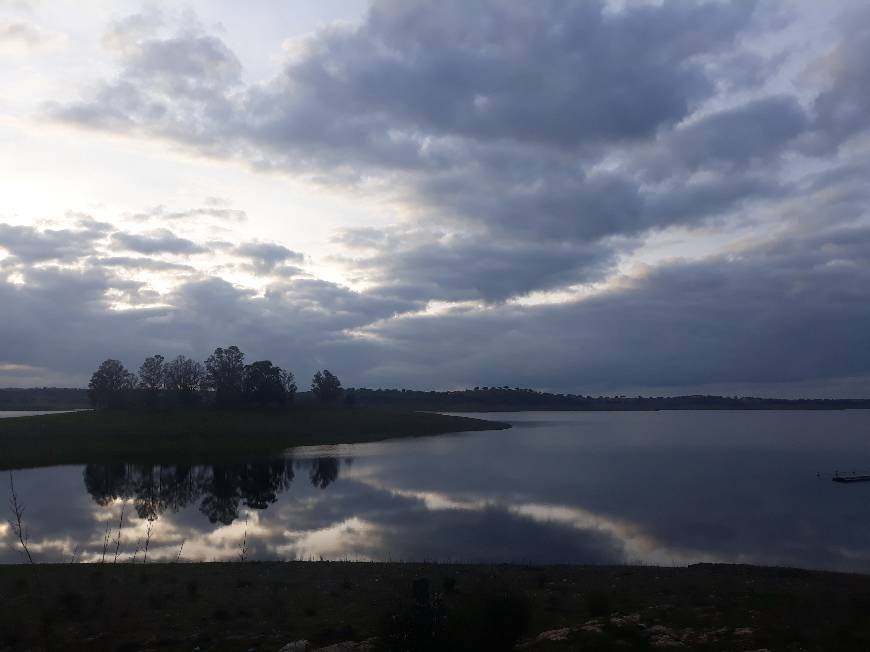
[1,562,869,651]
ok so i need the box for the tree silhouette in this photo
[88,359,136,409]
[242,360,297,407]
[83,460,304,527]
[138,354,164,408]
[164,355,203,405]
[205,346,246,407]
[308,457,340,489]
[311,369,343,402]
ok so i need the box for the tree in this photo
[88,359,136,409]
[311,369,342,402]
[163,355,204,405]
[242,360,297,407]
[138,354,165,407]
[205,346,246,406]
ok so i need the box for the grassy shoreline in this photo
[0,561,867,650]
[0,407,509,470]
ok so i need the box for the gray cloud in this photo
[2,219,869,395]
[50,0,851,307]
[345,230,622,302]
[809,5,870,150]
[270,0,754,150]
[651,96,810,175]
[11,2,870,394]
[111,228,209,255]
[50,2,772,248]
[235,241,304,274]
[0,220,107,262]
[346,224,870,394]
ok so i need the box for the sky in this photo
[0,0,869,396]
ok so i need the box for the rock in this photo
[279,642,310,652]
[516,626,581,647]
[534,626,579,642]
[733,627,755,637]
[646,624,685,649]
[609,613,642,627]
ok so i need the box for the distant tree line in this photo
[7,382,870,413]
[338,387,870,412]
[88,346,343,410]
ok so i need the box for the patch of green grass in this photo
[0,406,509,470]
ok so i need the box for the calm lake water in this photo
[2,410,870,571]
[0,411,81,418]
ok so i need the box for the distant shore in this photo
[0,407,509,470]
[0,561,867,650]
[3,386,869,413]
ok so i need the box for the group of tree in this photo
[88,345,343,410]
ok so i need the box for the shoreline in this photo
[0,407,510,471]
[0,561,867,650]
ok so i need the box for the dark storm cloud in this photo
[57,0,756,153]
[267,0,753,150]
[650,96,810,174]
[111,228,209,255]
[347,231,622,302]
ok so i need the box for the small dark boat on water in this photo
[832,475,870,483]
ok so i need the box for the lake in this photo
[0,410,83,418]
[2,410,870,571]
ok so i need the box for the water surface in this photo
[2,410,870,571]
[0,410,81,418]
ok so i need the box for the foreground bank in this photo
[0,562,866,650]
[0,407,509,470]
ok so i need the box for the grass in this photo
[0,562,869,650]
[0,406,509,470]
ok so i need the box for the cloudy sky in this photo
[1,0,869,396]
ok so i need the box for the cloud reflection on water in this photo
[3,412,870,570]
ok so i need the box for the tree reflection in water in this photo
[83,457,345,525]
